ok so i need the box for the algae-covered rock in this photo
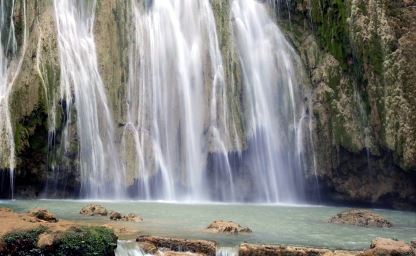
[329,209,393,228]
[28,208,58,223]
[0,225,118,256]
[80,204,108,216]
[206,220,252,234]
[359,238,415,256]
[136,235,217,256]
[49,226,117,256]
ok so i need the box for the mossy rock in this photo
[47,226,117,256]
[0,226,117,256]
[0,226,48,256]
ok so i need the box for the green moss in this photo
[50,226,117,256]
[1,226,117,256]
[13,103,48,155]
[310,0,352,67]
[1,226,48,256]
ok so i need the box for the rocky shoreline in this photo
[1,206,415,256]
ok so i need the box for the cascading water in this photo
[0,0,27,199]
[230,0,310,202]
[0,1,16,198]
[54,0,125,198]
[124,0,237,201]
[121,0,313,202]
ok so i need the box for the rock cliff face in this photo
[0,0,415,208]
[276,0,416,208]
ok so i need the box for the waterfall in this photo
[54,0,125,198]
[231,0,309,202]
[119,0,313,202]
[124,0,236,201]
[0,0,27,199]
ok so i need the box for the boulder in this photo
[109,212,143,222]
[79,204,108,216]
[37,233,55,249]
[206,220,252,234]
[411,241,416,248]
[122,213,143,222]
[359,238,415,256]
[329,209,392,228]
[136,235,217,256]
[28,208,58,223]
[109,211,122,220]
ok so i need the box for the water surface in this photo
[1,200,415,250]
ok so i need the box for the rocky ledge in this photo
[329,209,393,228]
[239,243,357,256]
[136,235,217,256]
[239,238,415,256]
[206,220,252,234]
[359,238,416,256]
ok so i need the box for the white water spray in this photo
[124,0,235,201]
[231,0,310,202]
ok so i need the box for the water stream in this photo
[54,0,125,198]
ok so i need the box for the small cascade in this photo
[54,0,125,198]
[231,0,311,202]
[115,241,150,256]
[217,247,239,256]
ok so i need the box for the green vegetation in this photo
[1,226,48,256]
[51,226,117,256]
[1,226,117,256]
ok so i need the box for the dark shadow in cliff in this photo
[305,147,416,211]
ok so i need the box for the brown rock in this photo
[206,220,252,234]
[79,204,108,216]
[109,211,122,220]
[359,238,415,256]
[37,233,55,249]
[329,209,392,228]
[136,236,217,256]
[122,213,143,222]
[109,212,143,222]
[28,208,58,223]
[239,243,336,256]
[411,241,416,248]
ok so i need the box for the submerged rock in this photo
[28,208,58,223]
[79,204,108,216]
[206,220,252,234]
[359,238,415,256]
[136,235,217,256]
[122,213,143,222]
[109,212,143,222]
[329,209,393,228]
